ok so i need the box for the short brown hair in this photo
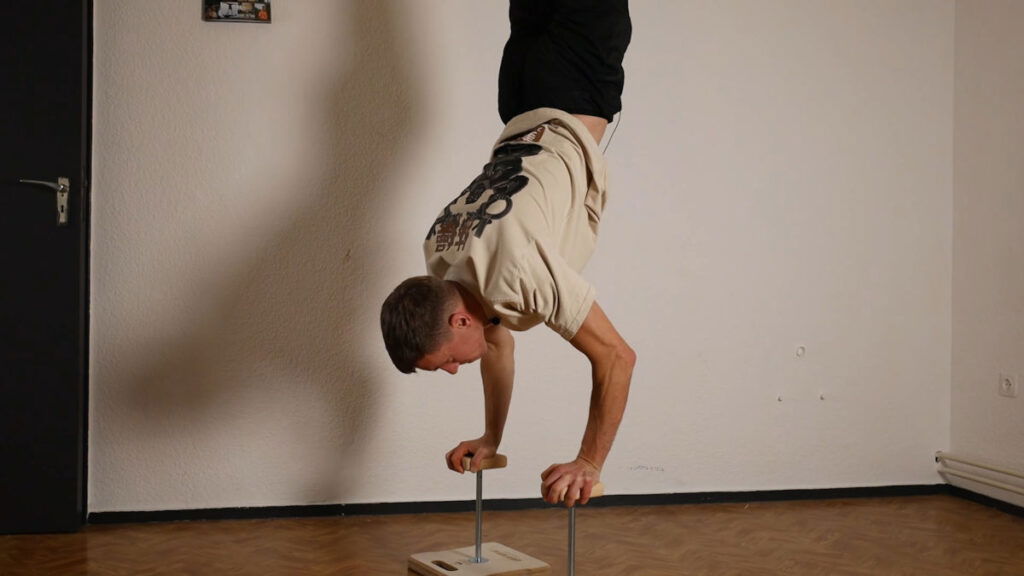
[380,276,455,373]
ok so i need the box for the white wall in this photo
[90,0,954,512]
[951,0,1024,507]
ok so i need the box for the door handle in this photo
[17,177,69,226]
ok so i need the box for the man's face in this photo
[415,328,488,375]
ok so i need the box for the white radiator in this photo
[935,451,1024,498]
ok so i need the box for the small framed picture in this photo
[204,1,271,23]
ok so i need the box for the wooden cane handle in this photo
[461,453,508,472]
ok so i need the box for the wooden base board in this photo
[408,542,549,575]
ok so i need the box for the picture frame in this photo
[203,1,271,24]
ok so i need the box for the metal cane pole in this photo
[568,506,576,576]
[471,469,486,563]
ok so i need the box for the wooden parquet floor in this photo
[2,495,1023,575]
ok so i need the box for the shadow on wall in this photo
[121,0,421,507]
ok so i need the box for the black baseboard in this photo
[88,484,953,525]
[947,485,1024,519]
[88,503,346,524]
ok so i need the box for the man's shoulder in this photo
[484,323,514,346]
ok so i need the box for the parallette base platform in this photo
[408,542,549,575]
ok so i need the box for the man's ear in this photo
[448,311,472,330]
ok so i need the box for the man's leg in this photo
[498,0,632,125]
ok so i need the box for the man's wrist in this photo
[576,454,601,472]
[482,431,501,447]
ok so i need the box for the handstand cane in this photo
[461,455,508,563]
[557,482,605,576]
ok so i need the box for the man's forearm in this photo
[577,350,633,470]
[569,301,636,471]
[539,301,633,505]
[480,328,515,446]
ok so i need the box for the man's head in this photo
[380,276,488,374]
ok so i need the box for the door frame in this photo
[80,0,93,522]
[79,0,93,526]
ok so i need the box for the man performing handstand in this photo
[380,0,633,508]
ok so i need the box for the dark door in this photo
[0,1,91,533]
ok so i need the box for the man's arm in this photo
[445,325,515,473]
[540,300,635,506]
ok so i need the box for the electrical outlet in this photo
[998,373,1019,398]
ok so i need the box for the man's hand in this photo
[445,435,498,474]
[541,457,601,507]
